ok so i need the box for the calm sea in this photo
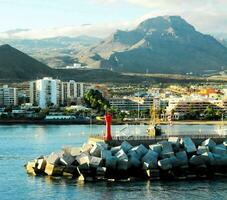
[0,124,227,200]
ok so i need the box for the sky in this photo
[0,0,227,39]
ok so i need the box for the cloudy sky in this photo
[0,0,227,39]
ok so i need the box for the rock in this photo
[121,141,133,154]
[105,156,117,170]
[44,163,64,176]
[202,138,216,151]
[158,158,172,170]
[149,144,162,154]
[181,137,196,153]
[197,146,209,155]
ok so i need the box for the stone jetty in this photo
[25,137,227,182]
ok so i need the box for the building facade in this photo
[30,78,86,108]
[0,85,17,106]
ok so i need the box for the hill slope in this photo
[0,44,54,80]
[77,16,227,75]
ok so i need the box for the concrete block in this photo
[111,146,121,155]
[44,163,64,176]
[189,154,208,166]
[128,156,141,168]
[90,143,103,157]
[168,156,179,167]
[116,149,128,160]
[37,158,47,171]
[202,138,216,151]
[96,167,107,177]
[142,150,158,163]
[143,158,158,170]
[25,161,36,175]
[46,152,62,165]
[89,156,103,168]
[105,156,117,170]
[182,137,196,153]
[121,141,133,153]
[197,146,209,155]
[117,158,129,170]
[146,169,160,179]
[131,144,148,159]
[158,141,173,154]
[149,144,162,154]
[76,153,90,165]
[175,151,188,166]
[70,147,81,157]
[212,145,226,155]
[101,150,112,160]
[168,137,180,148]
[81,143,93,153]
[161,152,175,159]
[158,158,172,170]
[60,154,75,166]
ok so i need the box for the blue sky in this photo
[0,0,226,39]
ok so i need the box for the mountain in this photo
[77,16,227,75]
[0,36,102,68]
[0,44,54,80]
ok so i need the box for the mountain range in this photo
[0,36,101,68]
[77,16,227,75]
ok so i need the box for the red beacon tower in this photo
[105,113,112,141]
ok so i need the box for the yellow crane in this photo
[147,98,162,137]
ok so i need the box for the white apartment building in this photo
[60,80,85,105]
[0,85,17,106]
[30,77,61,108]
[30,78,86,108]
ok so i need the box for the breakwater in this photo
[25,136,227,181]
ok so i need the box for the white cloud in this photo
[0,21,133,39]
[1,0,227,39]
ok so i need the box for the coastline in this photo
[0,119,226,125]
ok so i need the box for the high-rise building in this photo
[60,80,85,105]
[30,78,86,108]
[0,85,17,106]
[29,77,61,108]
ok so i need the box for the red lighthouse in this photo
[105,113,112,141]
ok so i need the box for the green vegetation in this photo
[83,89,110,115]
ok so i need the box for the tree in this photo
[83,89,110,114]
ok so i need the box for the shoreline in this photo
[0,119,226,125]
